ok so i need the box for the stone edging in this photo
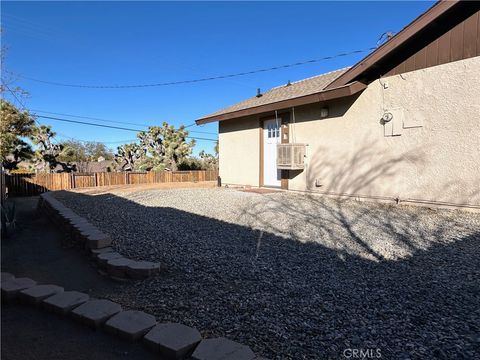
[38,192,160,280]
[1,272,261,360]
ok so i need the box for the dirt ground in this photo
[69,180,217,196]
[1,304,157,360]
[1,197,120,293]
[1,197,157,360]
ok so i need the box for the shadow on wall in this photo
[292,133,480,208]
[53,189,480,359]
[291,95,362,127]
[304,138,425,197]
[218,93,361,135]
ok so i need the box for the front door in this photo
[263,118,281,187]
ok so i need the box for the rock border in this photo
[1,272,261,360]
[38,192,160,280]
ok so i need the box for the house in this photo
[196,1,480,209]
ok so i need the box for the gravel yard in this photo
[54,188,480,359]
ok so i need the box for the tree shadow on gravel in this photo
[52,189,480,360]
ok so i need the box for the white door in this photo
[263,118,281,187]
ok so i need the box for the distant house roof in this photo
[196,0,479,125]
[80,160,115,173]
[49,160,115,173]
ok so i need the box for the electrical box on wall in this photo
[383,108,404,137]
[403,112,424,128]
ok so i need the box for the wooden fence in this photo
[0,166,6,206]
[5,170,218,196]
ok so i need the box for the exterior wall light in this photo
[320,108,329,118]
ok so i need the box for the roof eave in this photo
[324,0,460,89]
[195,81,367,125]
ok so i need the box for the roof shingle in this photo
[201,67,349,119]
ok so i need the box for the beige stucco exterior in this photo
[218,115,260,187]
[219,57,480,208]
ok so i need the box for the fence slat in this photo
[5,170,218,196]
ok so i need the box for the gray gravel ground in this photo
[54,188,480,359]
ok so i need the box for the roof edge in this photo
[196,81,366,125]
[324,1,460,89]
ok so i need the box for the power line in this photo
[1,84,214,145]
[35,115,218,142]
[2,83,27,110]
[55,132,137,144]
[2,85,63,146]
[36,115,144,131]
[31,109,217,135]
[31,109,152,127]
[15,47,375,89]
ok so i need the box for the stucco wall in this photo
[289,57,480,207]
[218,57,480,207]
[218,115,259,186]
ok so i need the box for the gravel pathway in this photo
[54,188,480,359]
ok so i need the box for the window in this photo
[266,122,280,138]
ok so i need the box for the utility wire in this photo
[2,88,213,140]
[2,84,62,146]
[15,47,375,89]
[55,132,137,144]
[31,109,152,127]
[34,115,218,142]
[36,115,144,131]
[1,85,209,147]
[2,82,27,110]
[31,109,216,135]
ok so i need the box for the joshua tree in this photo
[114,143,144,171]
[137,123,195,171]
[0,100,34,170]
[30,125,76,173]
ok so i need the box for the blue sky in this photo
[2,1,434,155]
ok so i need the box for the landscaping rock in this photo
[85,233,112,249]
[1,277,37,301]
[127,261,161,279]
[97,252,123,266]
[79,226,103,234]
[1,272,15,283]
[42,291,90,315]
[53,188,480,359]
[19,284,64,305]
[144,322,201,359]
[71,299,122,328]
[90,247,115,256]
[63,211,76,217]
[106,257,135,278]
[71,220,91,229]
[191,338,255,360]
[105,310,156,340]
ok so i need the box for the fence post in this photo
[93,173,98,187]
[70,173,76,189]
